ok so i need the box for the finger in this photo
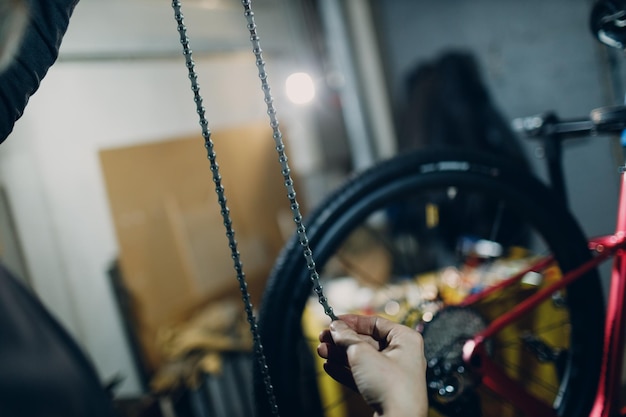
[329,319,363,347]
[330,317,386,344]
[324,321,378,349]
[319,328,333,344]
[322,362,358,392]
[329,320,383,359]
[337,314,400,343]
[317,342,330,359]
[317,341,350,366]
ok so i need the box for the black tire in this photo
[256,149,604,417]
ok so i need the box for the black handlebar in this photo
[513,105,626,140]
[510,1,626,206]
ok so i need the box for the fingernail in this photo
[329,320,344,331]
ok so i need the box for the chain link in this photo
[171,0,339,414]
[240,0,338,322]
[171,2,280,416]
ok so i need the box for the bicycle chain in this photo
[240,0,338,321]
[171,1,337,415]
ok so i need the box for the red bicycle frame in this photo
[461,169,626,417]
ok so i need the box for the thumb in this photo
[329,320,361,347]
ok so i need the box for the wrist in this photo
[382,390,427,417]
[382,404,423,417]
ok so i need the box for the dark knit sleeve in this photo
[0,0,79,143]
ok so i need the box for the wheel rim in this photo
[257,151,602,417]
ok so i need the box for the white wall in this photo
[0,55,259,395]
[0,0,329,397]
[0,45,325,405]
[376,0,621,243]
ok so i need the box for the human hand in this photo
[317,314,428,417]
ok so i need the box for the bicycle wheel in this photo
[256,148,604,417]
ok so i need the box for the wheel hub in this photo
[419,306,489,403]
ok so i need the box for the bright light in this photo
[285,72,315,104]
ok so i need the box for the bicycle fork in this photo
[589,167,626,417]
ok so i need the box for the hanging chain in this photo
[240,0,338,322]
[171,3,280,416]
[171,0,339,414]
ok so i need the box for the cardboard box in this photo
[100,123,296,374]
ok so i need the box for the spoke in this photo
[498,356,560,396]
[526,317,570,336]
[301,194,576,417]
[496,318,571,348]
[480,386,519,414]
[488,200,505,242]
